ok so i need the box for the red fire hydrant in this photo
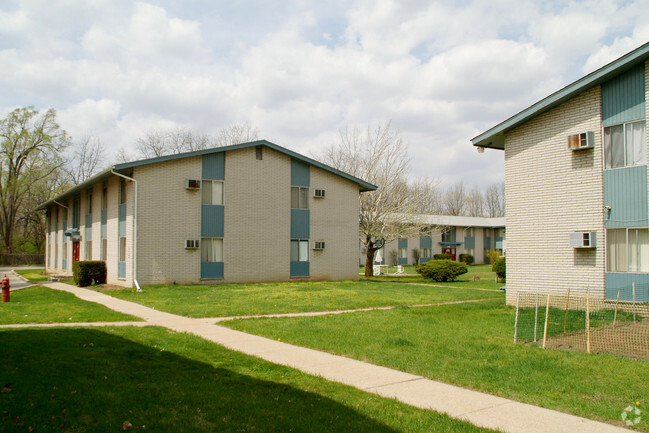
[1,275,10,303]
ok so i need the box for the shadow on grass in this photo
[1,328,400,433]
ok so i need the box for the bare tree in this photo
[65,135,107,184]
[465,187,485,217]
[0,107,69,253]
[319,121,436,276]
[443,181,466,216]
[484,181,505,217]
[214,122,259,147]
[409,178,442,214]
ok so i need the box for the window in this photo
[399,248,407,259]
[202,180,223,205]
[291,187,308,209]
[85,241,92,260]
[255,145,263,160]
[119,237,126,262]
[291,240,309,262]
[87,190,92,214]
[101,239,107,261]
[102,186,108,209]
[421,248,431,258]
[607,228,649,272]
[185,239,200,249]
[201,238,223,262]
[604,121,646,169]
[120,178,127,204]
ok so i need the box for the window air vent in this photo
[313,189,325,198]
[185,239,200,249]
[569,232,596,248]
[567,132,594,150]
[185,179,201,189]
[313,241,325,250]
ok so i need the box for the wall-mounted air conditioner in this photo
[185,179,201,189]
[185,239,200,249]
[313,241,325,250]
[569,232,596,248]
[567,132,594,150]
[313,189,325,198]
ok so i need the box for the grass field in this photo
[0,326,497,433]
[225,299,648,430]
[105,279,503,318]
[14,268,49,282]
[0,286,141,324]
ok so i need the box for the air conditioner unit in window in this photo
[313,241,325,250]
[569,232,596,248]
[185,239,200,249]
[567,131,594,150]
[185,179,201,189]
[313,189,325,198]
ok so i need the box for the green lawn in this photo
[105,280,503,318]
[225,299,648,430]
[0,326,496,433]
[362,264,504,290]
[0,286,141,324]
[14,268,49,282]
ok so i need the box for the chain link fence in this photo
[514,290,649,361]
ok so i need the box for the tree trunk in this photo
[364,248,375,276]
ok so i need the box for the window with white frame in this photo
[85,241,92,260]
[119,237,126,262]
[201,238,223,262]
[604,120,646,169]
[290,239,309,262]
[399,247,407,259]
[291,187,308,209]
[421,248,431,258]
[202,180,223,205]
[101,239,107,261]
[607,228,649,272]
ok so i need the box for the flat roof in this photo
[471,41,649,150]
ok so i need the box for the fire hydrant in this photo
[1,275,10,303]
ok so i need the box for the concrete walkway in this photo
[35,282,630,433]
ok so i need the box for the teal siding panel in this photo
[118,261,126,279]
[464,236,475,249]
[101,209,107,239]
[201,205,224,237]
[398,238,408,249]
[484,237,492,249]
[291,159,310,187]
[290,261,310,277]
[72,196,80,229]
[419,257,432,264]
[605,273,649,302]
[398,257,408,265]
[603,166,648,228]
[118,203,126,236]
[291,209,309,238]
[85,214,92,240]
[202,152,225,180]
[419,236,432,249]
[602,63,646,126]
[201,262,224,279]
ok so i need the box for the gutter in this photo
[111,170,142,293]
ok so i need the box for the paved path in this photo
[27,282,631,433]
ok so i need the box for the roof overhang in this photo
[471,41,649,151]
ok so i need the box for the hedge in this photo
[415,259,468,282]
[72,261,107,287]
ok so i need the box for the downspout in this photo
[111,169,142,292]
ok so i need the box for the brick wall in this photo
[504,86,605,303]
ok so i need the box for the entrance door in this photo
[444,247,456,261]
[72,241,80,262]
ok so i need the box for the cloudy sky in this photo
[1,0,648,189]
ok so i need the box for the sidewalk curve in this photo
[40,282,631,433]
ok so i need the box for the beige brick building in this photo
[472,42,649,304]
[39,141,375,287]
